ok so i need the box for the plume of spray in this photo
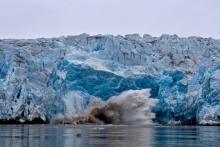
[51,89,159,125]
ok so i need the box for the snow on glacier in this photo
[0,34,220,125]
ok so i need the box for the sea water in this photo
[0,125,220,147]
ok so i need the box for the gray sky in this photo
[0,0,220,39]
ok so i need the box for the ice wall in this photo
[0,34,220,125]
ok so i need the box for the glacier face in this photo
[0,34,220,125]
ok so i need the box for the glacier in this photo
[0,34,220,125]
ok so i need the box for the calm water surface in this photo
[0,125,220,147]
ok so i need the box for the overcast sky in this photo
[0,0,219,39]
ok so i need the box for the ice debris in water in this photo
[0,34,220,125]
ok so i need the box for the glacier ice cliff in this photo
[0,34,220,125]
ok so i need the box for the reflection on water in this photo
[0,125,220,147]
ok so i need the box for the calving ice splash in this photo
[52,89,158,125]
[1,34,220,125]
